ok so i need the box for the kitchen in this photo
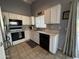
[0,0,78,59]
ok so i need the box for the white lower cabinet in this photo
[39,32,59,54]
[25,30,30,41]
[30,31,35,41]
[31,31,39,44]
[31,31,59,54]
[34,32,39,44]
[49,35,59,54]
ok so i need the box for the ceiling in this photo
[22,0,36,4]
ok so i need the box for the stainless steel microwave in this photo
[9,19,22,29]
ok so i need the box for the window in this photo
[35,15,46,28]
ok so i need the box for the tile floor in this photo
[8,42,72,59]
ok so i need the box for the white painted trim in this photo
[13,38,29,45]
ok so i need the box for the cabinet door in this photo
[16,14,22,20]
[51,6,57,24]
[56,4,61,23]
[45,8,51,24]
[9,13,17,19]
[30,31,35,41]
[34,32,39,44]
[31,31,39,44]
[49,35,59,54]
[32,32,36,43]
[25,30,30,40]
[51,4,61,24]
[16,15,31,25]
[22,16,31,25]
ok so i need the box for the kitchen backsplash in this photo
[47,24,61,30]
[22,25,30,30]
[34,24,61,31]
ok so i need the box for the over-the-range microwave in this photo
[9,19,22,29]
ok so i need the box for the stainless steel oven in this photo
[11,31,25,41]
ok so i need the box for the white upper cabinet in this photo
[45,4,61,24]
[9,13,17,19]
[44,8,51,24]
[22,16,31,25]
[30,16,35,25]
[56,4,61,24]
[2,12,31,25]
[9,13,31,25]
[2,12,9,19]
[16,14,22,20]
[51,5,57,24]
